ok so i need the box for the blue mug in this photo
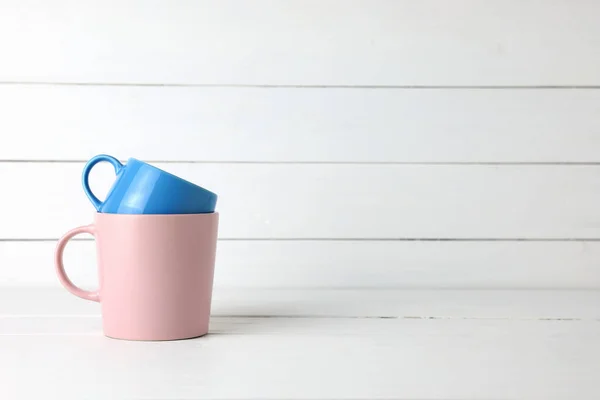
[82,155,217,214]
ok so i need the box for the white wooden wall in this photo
[1,0,599,289]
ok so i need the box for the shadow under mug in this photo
[82,154,218,214]
[54,213,219,341]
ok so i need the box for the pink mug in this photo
[54,213,219,341]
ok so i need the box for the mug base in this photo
[104,331,208,342]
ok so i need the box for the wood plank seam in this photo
[5,160,600,165]
[2,82,600,89]
[1,315,599,321]
[3,238,600,242]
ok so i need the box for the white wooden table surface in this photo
[1,287,598,400]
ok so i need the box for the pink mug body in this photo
[55,213,219,341]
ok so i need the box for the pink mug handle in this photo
[54,224,100,302]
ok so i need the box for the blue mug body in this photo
[82,155,217,214]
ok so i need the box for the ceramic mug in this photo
[82,154,218,214]
[54,213,219,341]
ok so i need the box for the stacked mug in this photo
[54,155,219,341]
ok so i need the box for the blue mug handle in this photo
[82,155,124,211]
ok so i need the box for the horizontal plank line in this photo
[5,238,600,242]
[0,314,597,322]
[1,81,600,89]
[149,396,583,400]
[215,315,600,322]
[3,160,600,166]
